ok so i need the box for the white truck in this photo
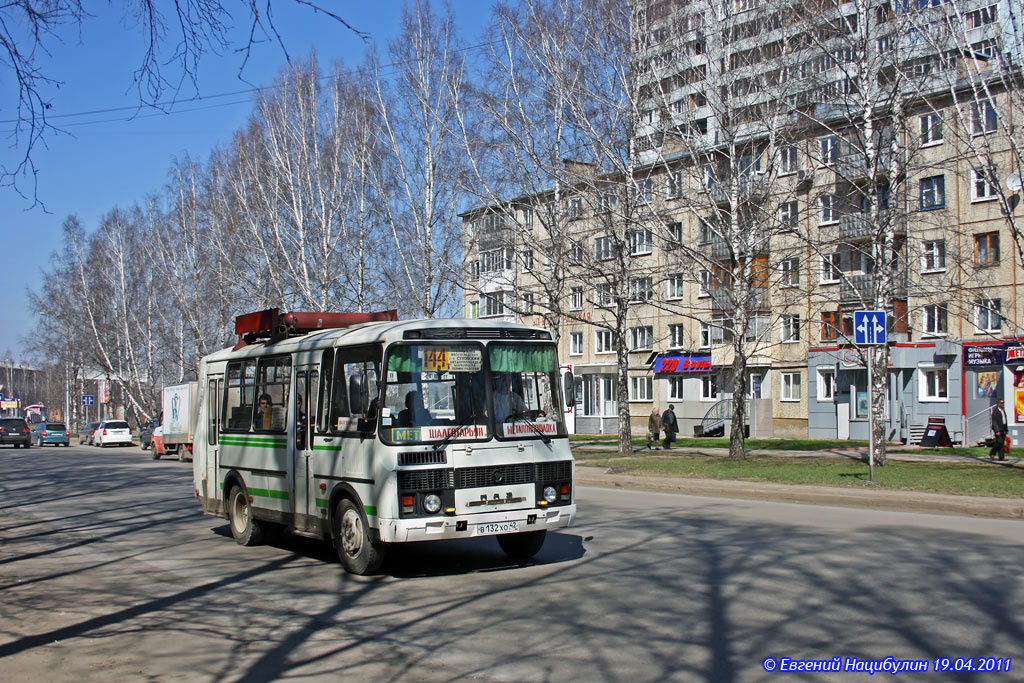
[160,382,198,461]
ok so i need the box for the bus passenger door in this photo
[293,367,318,531]
[205,375,223,504]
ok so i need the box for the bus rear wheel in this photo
[497,530,547,559]
[228,486,264,546]
[333,498,384,575]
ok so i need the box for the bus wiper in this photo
[434,410,477,450]
[507,409,551,445]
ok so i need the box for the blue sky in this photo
[0,1,491,363]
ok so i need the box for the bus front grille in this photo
[398,468,454,491]
[535,460,572,482]
[455,463,533,488]
[398,450,447,466]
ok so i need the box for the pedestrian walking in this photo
[990,399,1008,461]
[647,407,661,449]
[662,404,678,450]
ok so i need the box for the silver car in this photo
[94,420,133,448]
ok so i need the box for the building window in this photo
[920,112,943,146]
[629,277,653,302]
[972,167,998,202]
[919,366,948,402]
[569,196,583,218]
[521,292,534,314]
[481,248,512,273]
[698,219,714,244]
[638,179,653,204]
[745,313,770,342]
[975,298,1001,333]
[820,311,839,341]
[629,229,653,255]
[697,270,711,297]
[781,372,801,401]
[598,192,618,213]
[595,236,616,260]
[482,292,509,318]
[569,332,583,356]
[667,171,683,199]
[780,314,800,343]
[780,257,800,286]
[700,374,718,401]
[781,145,799,174]
[820,135,839,165]
[596,282,616,307]
[668,324,685,348]
[919,175,945,210]
[700,315,731,347]
[628,326,653,351]
[629,376,653,402]
[595,330,615,354]
[921,239,946,272]
[667,376,685,400]
[468,301,479,319]
[816,367,835,401]
[667,273,686,300]
[569,286,584,311]
[922,303,948,336]
[972,99,998,135]
[667,221,683,244]
[519,206,534,228]
[521,250,534,272]
[975,232,999,265]
[820,194,840,224]
[569,242,584,264]
[468,259,480,281]
[821,253,841,284]
[780,200,799,229]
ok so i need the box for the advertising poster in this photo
[1016,371,1024,423]
[976,371,1000,399]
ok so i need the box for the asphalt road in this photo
[1,444,1022,682]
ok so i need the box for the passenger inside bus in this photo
[396,390,428,427]
[492,374,527,422]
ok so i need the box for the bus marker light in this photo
[402,495,414,506]
[537,500,548,506]
[319,483,327,492]
[560,484,570,495]
[445,507,456,515]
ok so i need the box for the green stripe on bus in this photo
[220,437,287,448]
[248,488,289,500]
[313,498,376,517]
[312,444,343,452]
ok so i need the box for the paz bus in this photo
[193,309,577,574]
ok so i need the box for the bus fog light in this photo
[424,493,442,514]
[543,486,557,504]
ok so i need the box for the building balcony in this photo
[837,210,903,241]
[839,272,908,304]
[707,174,768,205]
[710,285,769,311]
[708,234,770,261]
[836,148,893,181]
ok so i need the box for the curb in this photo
[575,466,1024,520]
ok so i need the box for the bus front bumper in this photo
[377,504,576,543]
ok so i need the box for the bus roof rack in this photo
[234,308,398,348]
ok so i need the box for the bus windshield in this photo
[381,343,489,444]
[489,343,567,440]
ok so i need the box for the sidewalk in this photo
[572,445,1024,520]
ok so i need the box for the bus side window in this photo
[223,359,257,431]
[329,345,382,432]
[319,349,333,434]
[255,356,291,432]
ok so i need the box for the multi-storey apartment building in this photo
[463,0,1024,444]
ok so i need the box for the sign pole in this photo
[867,346,874,483]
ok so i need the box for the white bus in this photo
[193,309,577,574]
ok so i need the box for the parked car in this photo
[0,417,32,448]
[139,417,161,450]
[94,420,133,448]
[78,421,101,445]
[31,421,70,447]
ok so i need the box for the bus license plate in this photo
[476,521,519,536]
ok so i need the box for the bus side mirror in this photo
[348,375,368,416]
[563,371,576,408]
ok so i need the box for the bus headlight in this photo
[543,486,557,504]
[423,493,442,514]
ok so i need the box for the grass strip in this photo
[576,453,1024,498]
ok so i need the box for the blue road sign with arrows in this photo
[854,310,887,345]
[82,395,95,406]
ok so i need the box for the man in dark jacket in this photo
[662,404,678,450]
[990,399,1008,461]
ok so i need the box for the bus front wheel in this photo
[333,498,385,575]
[497,530,547,559]
[228,486,264,546]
